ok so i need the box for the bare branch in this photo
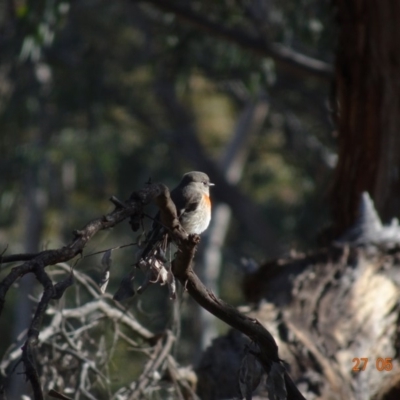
[0,253,39,265]
[0,184,166,399]
[1,179,304,399]
[149,183,305,399]
[0,185,163,315]
[128,331,175,399]
[136,0,333,81]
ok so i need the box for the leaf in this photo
[266,361,287,400]
[238,348,263,400]
[101,249,112,269]
[98,250,112,293]
[156,248,167,263]
[99,270,110,294]
[113,273,135,301]
[166,269,176,300]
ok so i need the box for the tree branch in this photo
[136,0,333,82]
[0,184,166,399]
[153,185,305,399]
[0,180,304,399]
[0,253,39,265]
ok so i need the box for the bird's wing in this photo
[170,184,202,218]
[140,184,201,260]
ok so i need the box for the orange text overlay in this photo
[352,358,393,372]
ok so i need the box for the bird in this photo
[140,171,214,262]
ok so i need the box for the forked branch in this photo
[0,180,304,399]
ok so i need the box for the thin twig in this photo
[128,331,175,400]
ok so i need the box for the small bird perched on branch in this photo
[137,171,214,296]
[170,171,214,235]
[141,171,214,257]
[113,172,214,301]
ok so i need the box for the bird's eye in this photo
[202,181,207,186]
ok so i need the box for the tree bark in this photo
[331,0,400,237]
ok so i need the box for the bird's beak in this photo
[208,182,215,186]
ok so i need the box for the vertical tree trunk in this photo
[331,1,400,236]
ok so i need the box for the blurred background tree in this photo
[3,0,397,398]
[331,0,400,237]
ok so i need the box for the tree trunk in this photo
[331,0,400,237]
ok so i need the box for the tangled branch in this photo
[0,180,304,399]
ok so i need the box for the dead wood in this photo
[0,180,305,399]
[198,245,400,399]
